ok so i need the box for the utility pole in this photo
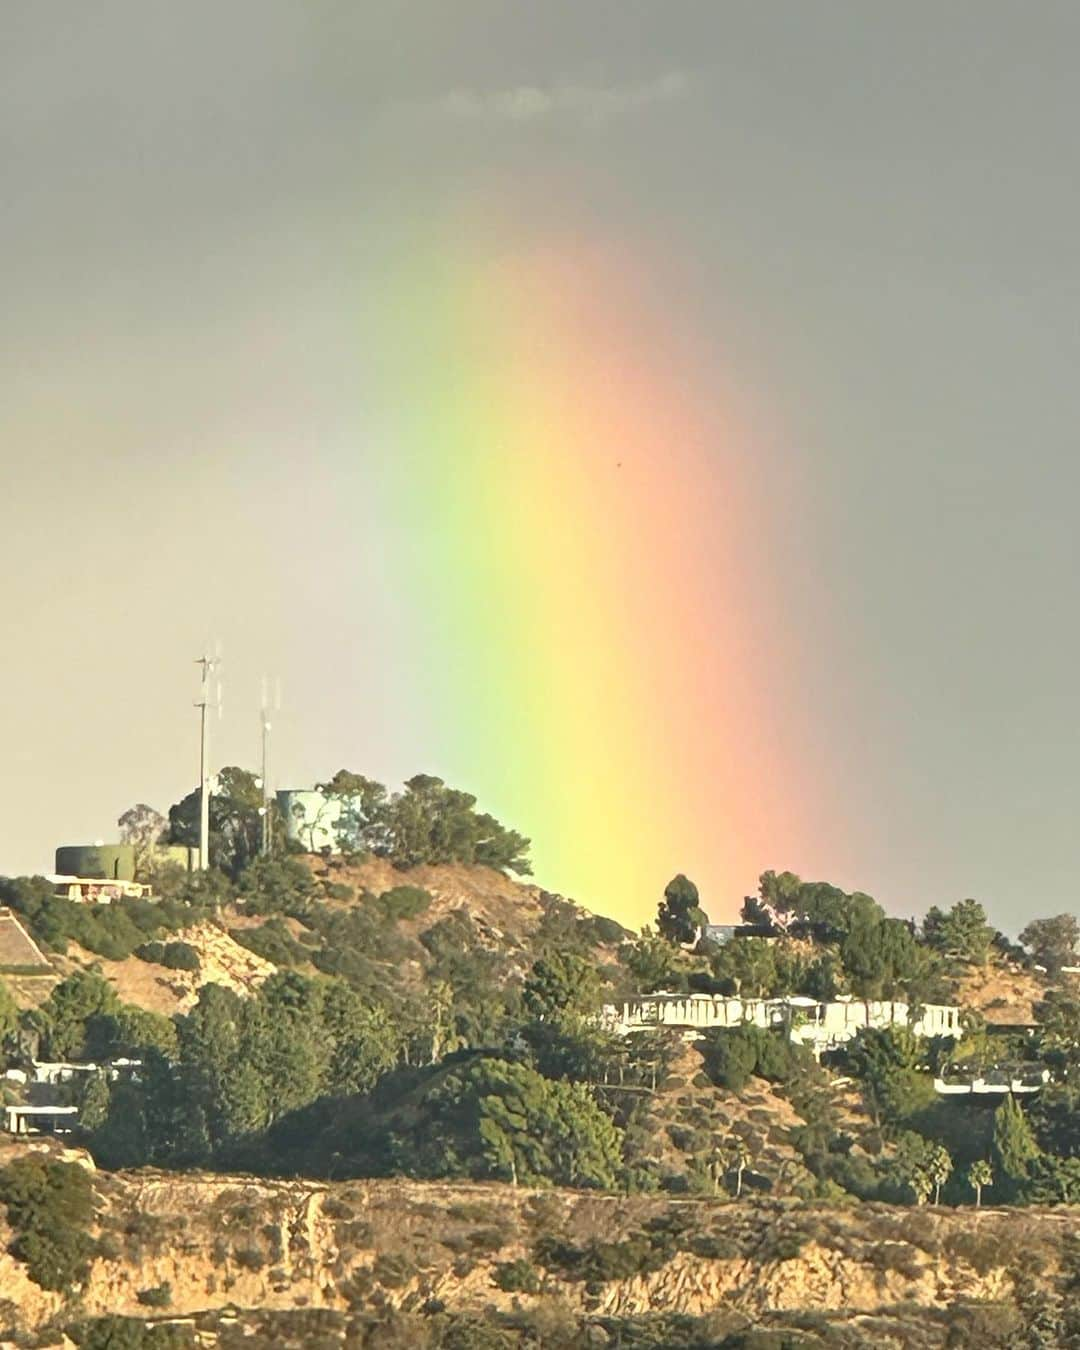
[259,677,280,857]
[194,651,221,871]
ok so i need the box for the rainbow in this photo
[358,223,804,928]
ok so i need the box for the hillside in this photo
[0,1137,1076,1347]
[956,959,1051,1028]
[5,857,624,1021]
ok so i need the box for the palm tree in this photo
[968,1159,993,1208]
[928,1144,953,1205]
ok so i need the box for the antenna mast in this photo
[259,677,280,857]
[194,649,222,871]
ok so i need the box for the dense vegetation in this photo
[166,768,532,878]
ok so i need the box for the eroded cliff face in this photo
[0,1147,1074,1339]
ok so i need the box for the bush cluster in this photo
[700,1026,809,1093]
[0,1157,96,1290]
[136,941,200,971]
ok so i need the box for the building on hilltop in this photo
[54,842,196,896]
[276,788,345,853]
[602,992,963,1054]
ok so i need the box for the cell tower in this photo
[259,677,281,856]
[194,647,222,871]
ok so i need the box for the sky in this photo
[2,3,1079,933]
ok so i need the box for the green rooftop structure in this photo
[54,843,196,881]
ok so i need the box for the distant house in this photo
[601,993,963,1053]
[3,1104,78,1136]
[701,923,776,945]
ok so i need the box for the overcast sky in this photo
[2,3,1079,932]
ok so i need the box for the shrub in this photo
[137,1282,172,1307]
[701,1029,759,1092]
[372,1251,417,1288]
[0,1157,95,1291]
[69,1317,195,1349]
[689,1234,740,1260]
[493,1258,541,1293]
[700,1026,809,1093]
[868,1242,923,1281]
[533,1232,671,1285]
[232,1246,265,1271]
[230,919,307,967]
[237,857,317,917]
[161,941,200,972]
[377,886,432,921]
[760,1230,809,1262]
[135,941,166,965]
[467,1226,510,1254]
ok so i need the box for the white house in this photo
[601,993,963,1052]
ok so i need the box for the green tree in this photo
[847,1026,934,1128]
[798,952,843,1001]
[756,869,804,915]
[117,803,168,880]
[1020,915,1080,978]
[711,938,777,997]
[522,951,602,1027]
[175,983,252,1147]
[1023,1154,1080,1204]
[1034,991,1080,1077]
[841,914,919,1000]
[0,977,19,1051]
[890,1131,937,1205]
[751,873,884,939]
[423,1058,622,1189]
[246,972,334,1125]
[167,767,276,877]
[321,981,401,1095]
[98,1005,179,1061]
[34,970,120,1060]
[657,875,707,946]
[701,1028,759,1092]
[968,1158,993,1207]
[924,899,993,965]
[79,1071,112,1133]
[992,1095,1040,1194]
[382,775,531,875]
[621,930,681,993]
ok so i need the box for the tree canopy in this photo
[657,875,707,946]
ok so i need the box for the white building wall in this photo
[602,994,963,1050]
[277,789,345,853]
